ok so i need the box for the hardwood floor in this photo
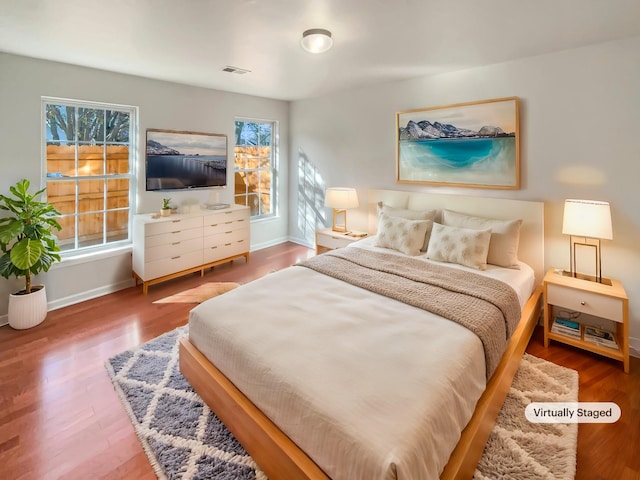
[0,241,638,480]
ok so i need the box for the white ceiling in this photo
[2,0,640,101]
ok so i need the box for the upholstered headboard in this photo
[353,189,544,284]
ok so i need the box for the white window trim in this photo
[41,96,138,259]
[234,117,278,220]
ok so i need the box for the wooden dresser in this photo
[132,205,250,294]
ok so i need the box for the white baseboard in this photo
[250,236,290,252]
[286,235,314,249]
[0,278,134,328]
[47,278,135,312]
[629,336,640,358]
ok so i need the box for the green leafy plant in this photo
[0,179,62,294]
[162,198,172,210]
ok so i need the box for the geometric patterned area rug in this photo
[152,282,240,304]
[105,326,265,480]
[106,327,578,480]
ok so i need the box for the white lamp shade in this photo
[562,199,612,240]
[301,28,333,53]
[325,188,359,209]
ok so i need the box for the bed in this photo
[179,190,544,480]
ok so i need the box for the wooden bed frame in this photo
[179,287,541,479]
[179,191,545,479]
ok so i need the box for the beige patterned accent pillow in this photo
[442,210,522,269]
[374,214,431,256]
[376,202,437,251]
[426,223,491,270]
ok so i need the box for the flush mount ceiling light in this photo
[301,28,333,54]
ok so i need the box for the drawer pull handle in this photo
[171,220,181,223]
[225,221,233,224]
[238,239,244,243]
[225,231,233,234]
[238,219,245,222]
[581,301,586,306]
[172,242,180,246]
[172,230,181,234]
[210,246,218,249]
[225,243,232,246]
[210,224,218,227]
[171,256,181,260]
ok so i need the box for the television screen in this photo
[145,129,227,191]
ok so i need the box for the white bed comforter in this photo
[188,242,534,480]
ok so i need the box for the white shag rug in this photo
[474,353,579,479]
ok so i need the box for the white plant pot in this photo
[8,284,48,330]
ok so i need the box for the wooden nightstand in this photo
[543,268,629,373]
[315,228,367,254]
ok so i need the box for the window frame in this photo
[233,118,278,220]
[41,96,138,258]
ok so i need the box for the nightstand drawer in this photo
[547,284,623,322]
[316,232,352,250]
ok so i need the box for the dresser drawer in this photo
[204,228,248,247]
[145,226,202,248]
[204,238,248,264]
[146,237,203,263]
[546,283,623,322]
[143,250,203,280]
[204,217,248,236]
[145,216,202,237]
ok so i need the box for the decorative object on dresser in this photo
[562,198,613,283]
[160,197,173,217]
[132,205,249,294]
[543,268,629,373]
[315,227,366,254]
[396,97,520,189]
[324,187,359,232]
[0,179,61,329]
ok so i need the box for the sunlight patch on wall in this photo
[297,149,327,243]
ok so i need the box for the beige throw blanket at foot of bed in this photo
[298,249,521,378]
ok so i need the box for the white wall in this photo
[0,52,289,318]
[289,36,640,351]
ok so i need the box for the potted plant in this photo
[0,179,61,329]
[161,198,173,217]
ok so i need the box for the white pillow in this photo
[377,202,437,251]
[442,210,522,269]
[377,202,437,221]
[426,223,491,270]
[374,214,431,256]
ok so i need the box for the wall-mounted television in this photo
[145,129,228,191]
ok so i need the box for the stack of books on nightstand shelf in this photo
[584,326,618,349]
[551,317,581,339]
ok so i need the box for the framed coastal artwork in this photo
[396,97,520,189]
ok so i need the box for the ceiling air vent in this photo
[222,66,251,75]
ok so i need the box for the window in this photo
[234,119,277,218]
[42,98,136,254]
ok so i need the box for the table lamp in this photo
[562,199,612,283]
[325,187,359,233]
